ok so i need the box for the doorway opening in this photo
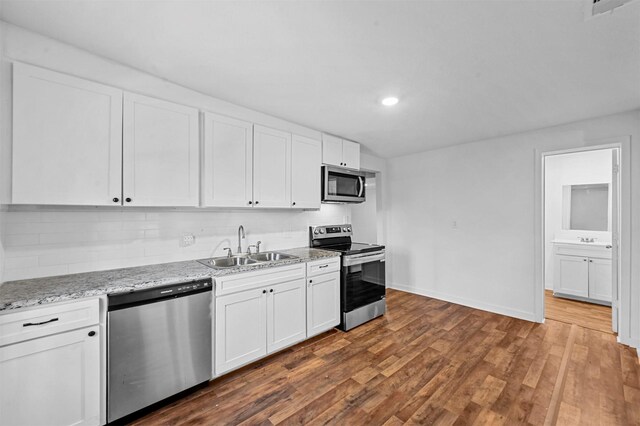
[542,145,620,334]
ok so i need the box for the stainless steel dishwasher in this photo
[107,279,212,423]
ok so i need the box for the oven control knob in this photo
[343,227,347,232]
[347,227,351,232]
[313,230,319,235]
[319,229,325,234]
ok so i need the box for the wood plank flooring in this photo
[544,290,612,334]
[132,289,640,425]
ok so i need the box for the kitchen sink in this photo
[249,252,297,262]
[198,255,257,269]
[197,251,297,269]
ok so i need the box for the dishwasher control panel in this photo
[108,279,212,311]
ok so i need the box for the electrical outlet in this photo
[180,234,196,247]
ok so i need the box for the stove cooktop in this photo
[316,242,385,256]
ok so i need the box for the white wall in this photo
[544,149,612,289]
[386,110,640,348]
[351,174,377,243]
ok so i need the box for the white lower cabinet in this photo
[555,254,590,298]
[266,279,307,353]
[0,300,101,426]
[307,272,341,338]
[215,288,267,375]
[214,264,308,376]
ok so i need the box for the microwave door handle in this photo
[358,177,364,197]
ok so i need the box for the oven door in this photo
[341,251,386,313]
[322,166,366,203]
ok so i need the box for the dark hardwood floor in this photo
[132,289,640,425]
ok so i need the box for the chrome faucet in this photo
[237,225,245,254]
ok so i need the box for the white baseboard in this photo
[389,283,537,322]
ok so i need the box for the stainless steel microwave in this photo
[322,166,366,203]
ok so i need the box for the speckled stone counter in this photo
[0,247,339,312]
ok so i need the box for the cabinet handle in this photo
[589,260,593,263]
[112,197,119,203]
[583,259,587,262]
[262,289,267,294]
[292,202,296,206]
[269,289,274,293]
[255,201,259,205]
[344,163,347,167]
[319,265,328,269]
[125,197,132,203]
[309,280,313,283]
[248,201,253,205]
[88,331,96,337]
[23,317,59,327]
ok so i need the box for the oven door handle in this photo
[357,176,365,198]
[343,252,385,267]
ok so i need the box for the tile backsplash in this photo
[1,204,351,282]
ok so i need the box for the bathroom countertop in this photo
[0,247,340,312]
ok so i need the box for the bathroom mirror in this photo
[561,183,609,231]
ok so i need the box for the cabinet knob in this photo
[112,197,119,203]
[309,280,313,284]
[262,289,267,294]
[292,202,296,206]
[125,197,132,203]
[584,259,587,261]
[269,289,274,293]
[589,260,593,263]
[88,331,96,337]
[344,163,347,167]
[248,201,253,205]
[255,201,259,205]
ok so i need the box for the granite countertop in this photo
[0,247,340,312]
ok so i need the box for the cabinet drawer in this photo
[0,298,99,347]
[554,244,612,259]
[306,257,341,277]
[215,263,305,296]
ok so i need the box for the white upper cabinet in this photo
[12,62,123,205]
[253,125,291,208]
[291,134,321,209]
[321,134,343,167]
[341,139,361,170]
[123,92,199,207]
[203,113,253,207]
[321,133,360,170]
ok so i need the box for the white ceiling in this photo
[1,0,639,158]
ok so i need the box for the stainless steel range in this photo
[310,224,386,331]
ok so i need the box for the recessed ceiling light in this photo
[381,97,399,106]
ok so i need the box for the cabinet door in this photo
[266,279,307,354]
[203,113,253,207]
[554,255,589,298]
[307,272,340,337]
[588,258,612,302]
[253,125,291,208]
[322,134,343,167]
[123,92,199,206]
[0,326,100,426]
[12,63,122,206]
[341,139,360,170]
[291,134,321,209]
[215,289,267,375]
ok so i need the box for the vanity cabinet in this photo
[0,299,101,426]
[12,63,199,207]
[322,134,360,170]
[553,243,612,303]
[214,264,306,375]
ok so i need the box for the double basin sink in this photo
[198,251,297,269]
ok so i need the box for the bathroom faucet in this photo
[237,225,245,254]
